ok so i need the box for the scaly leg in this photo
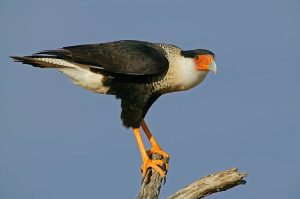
[141,119,170,161]
[133,128,166,177]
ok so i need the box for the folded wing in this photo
[36,40,169,76]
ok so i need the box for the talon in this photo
[141,159,166,177]
[162,176,167,185]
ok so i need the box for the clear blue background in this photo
[1,0,299,198]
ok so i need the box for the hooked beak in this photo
[209,60,217,74]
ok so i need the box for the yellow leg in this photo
[133,128,166,177]
[141,119,170,159]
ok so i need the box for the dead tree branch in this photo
[137,164,247,199]
[168,167,247,199]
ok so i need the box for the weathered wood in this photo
[168,167,247,199]
[137,166,247,199]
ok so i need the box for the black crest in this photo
[181,49,215,58]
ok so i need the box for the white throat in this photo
[174,56,208,91]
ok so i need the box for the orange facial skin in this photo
[195,55,214,71]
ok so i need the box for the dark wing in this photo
[36,40,169,76]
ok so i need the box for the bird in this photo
[11,40,217,178]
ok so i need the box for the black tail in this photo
[34,49,72,59]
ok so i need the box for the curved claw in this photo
[162,176,167,185]
[141,159,166,177]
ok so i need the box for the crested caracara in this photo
[11,40,217,177]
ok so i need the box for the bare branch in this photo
[168,167,247,199]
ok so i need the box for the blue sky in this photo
[1,0,299,198]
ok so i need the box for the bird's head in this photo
[181,49,217,74]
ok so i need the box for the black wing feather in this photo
[37,40,169,76]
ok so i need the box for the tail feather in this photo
[11,56,52,68]
[10,55,110,94]
[10,55,73,68]
[34,49,72,59]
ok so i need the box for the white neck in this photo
[173,56,209,91]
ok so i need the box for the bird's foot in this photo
[147,148,170,162]
[141,158,167,177]
[145,148,169,176]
